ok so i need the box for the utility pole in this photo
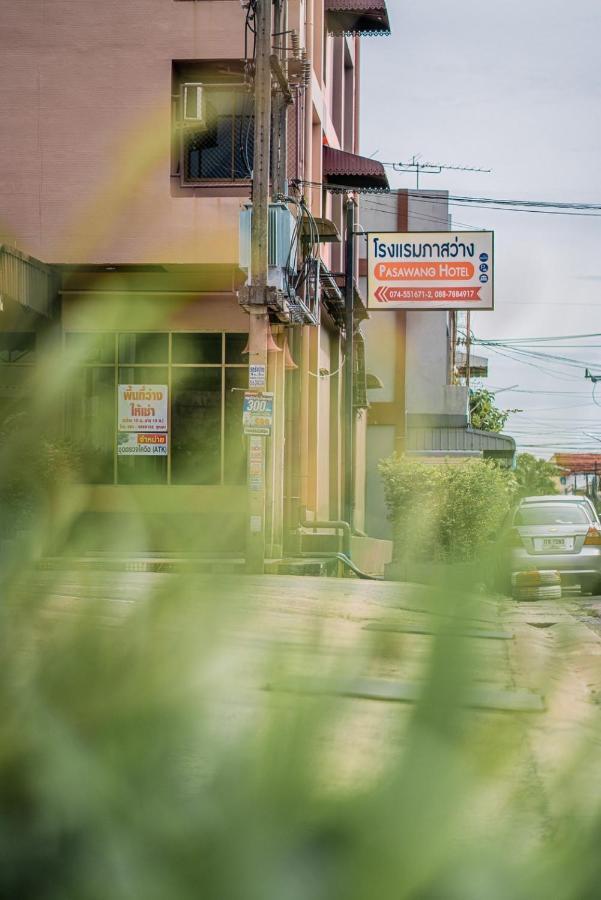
[344,197,356,529]
[246,0,273,573]
[465,311,471,395]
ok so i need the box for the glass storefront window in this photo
[223,368,247,485]
[225,333,248,364]
[171,368,222,485]
[65,366,115,484]
[118,333,169,364]
[64,332,248,486]
[172,333,222,365]
[118,366,169,386]
[0,332,36,364]
[65,332,115,365]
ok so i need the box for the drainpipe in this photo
[343,198,355,529]
[300,519,351,557]
[298,519,383,580]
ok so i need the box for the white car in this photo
[508,495,601,593]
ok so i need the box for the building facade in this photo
[0,0,392,563]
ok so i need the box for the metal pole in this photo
[344,197,355,529]
[246,0,272,574]
[465,311,471,394]
[272,0,287,196]
[448,310,456,385]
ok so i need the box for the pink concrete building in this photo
[0,0,392,566]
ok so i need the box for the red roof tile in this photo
[552,453,601,474]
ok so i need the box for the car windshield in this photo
[514,504,590,526]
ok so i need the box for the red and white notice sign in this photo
[117,384,168,433]
[367,231,494,311]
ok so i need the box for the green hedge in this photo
[378,454,515,563]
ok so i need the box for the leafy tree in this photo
[469,387,519,433]
[514,452,561,498]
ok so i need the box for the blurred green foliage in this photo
[2,335,601,900]
[379,455,515,563]
[514,452,561,498]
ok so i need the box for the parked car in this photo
[500,495,601,595]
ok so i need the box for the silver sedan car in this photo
[507,495,601,592]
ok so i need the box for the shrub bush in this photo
[378,454,515,563]
[0,411,83,537]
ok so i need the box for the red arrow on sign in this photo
[373,286,482,303]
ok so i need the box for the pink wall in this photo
[0,1,247,264]
[0,2,360,267]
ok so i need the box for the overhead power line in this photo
[474,332,601,344]
[300,180,601,217]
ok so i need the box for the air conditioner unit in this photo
[182,83,206,122]
[239,203,298,290]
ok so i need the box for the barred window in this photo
[175,85,254,185]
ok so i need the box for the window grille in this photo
[177,85,254,184]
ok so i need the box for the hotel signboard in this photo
[366,231,494,311]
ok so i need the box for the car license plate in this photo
[534,537,573,551]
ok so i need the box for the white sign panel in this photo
[117,433,169,456]
[367,231,493,310]
[249,364,266,389]
[117,384,168,433]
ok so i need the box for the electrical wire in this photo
[308,357,345,379]
[239,91,254,178]
[471,344,586,382]
[298,180,601,217]
[466,333,601,375]
[489,388,591,395]
[474,343,598,371]
[474,331,601,344]
[361,199,483,231]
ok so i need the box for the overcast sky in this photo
[360,0,601,457]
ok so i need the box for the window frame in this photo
[174,81,254,187]
[64,331,248,487]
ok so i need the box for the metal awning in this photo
[325,0,391,36]
[301,216,341,243]
[323,147,389,193]
[407,426,516,459]
[0,245,56,318]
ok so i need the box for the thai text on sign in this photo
[367,232,494,310]
[243,392,274,436]
[117,384,168,433]
[117,433,169,456]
